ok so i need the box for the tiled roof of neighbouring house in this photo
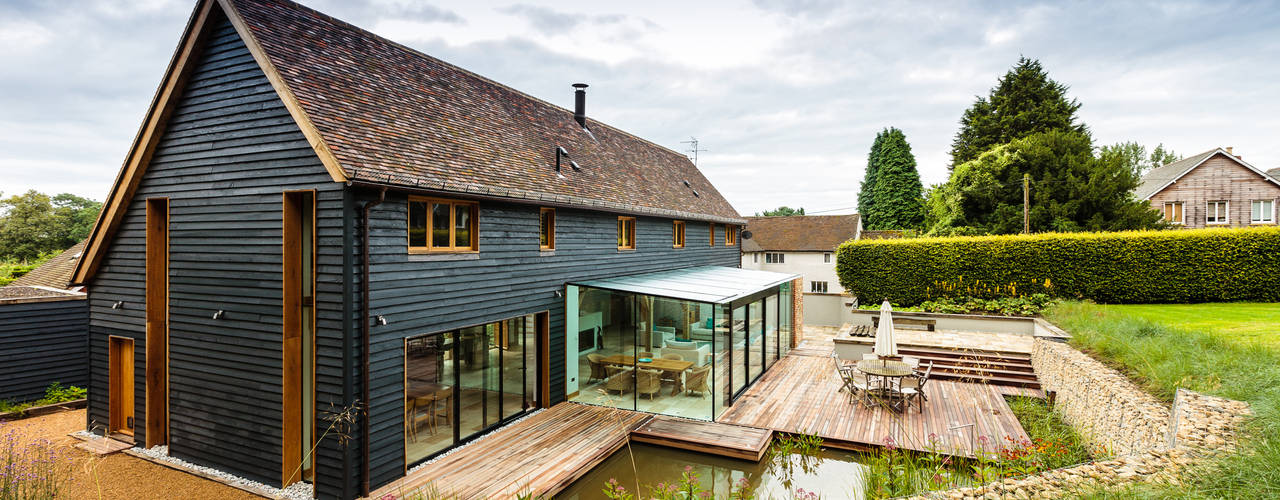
[226,0,742,223]
[1268,167,1280,182]
[6,240,86,291]
[1134,149,1220,200]
[742,215,861,252]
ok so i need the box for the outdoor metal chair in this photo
[900,361,933,412]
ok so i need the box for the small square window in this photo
[1252,200,1275,224]
[709,223,716,246]
[810,281,828,293]
[725,225,738,245]
[1162,202,1184,225]
[1206,201,1229,225]
[672,220,685,248]
[765,252,785,264]
[618,217,636,250]
[823,253,831,263]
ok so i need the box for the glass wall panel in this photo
[730,305,746,397]
[522,315,538,410]
[765,293,779,369]
[569,288,637,411]
[406,313,539,466]
[405,333,455,463]
[748,299,764,382]
[714,304,730,419]
[780,282,792,358]
[639,297,714,421]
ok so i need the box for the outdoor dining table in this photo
[856,359,914,411]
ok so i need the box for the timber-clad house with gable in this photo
[73,0,802,498]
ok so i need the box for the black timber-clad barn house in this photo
[71,0,811,498]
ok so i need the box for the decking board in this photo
[717,354,1030,457]
[368,403,650,499]
[630,415,773,461]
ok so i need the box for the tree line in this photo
[858,57,1178,234]
[0,190,102,262]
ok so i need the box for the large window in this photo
[1252,200,1275,224]
[1206,201,1229,225]
[539,208,555,250]
[1162,202,1184,225]
[409,197,478,252]
[672,221,685,248]
[617,217,636,250]
[404,314,541,465]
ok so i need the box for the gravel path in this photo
[5,409,263,500]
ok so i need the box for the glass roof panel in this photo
[569,266,802,304]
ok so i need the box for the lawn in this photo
[1094,302,1280,347]
[1045,301,1280,499]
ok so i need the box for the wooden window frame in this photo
[1206,200,1229,225]
[408,196,479,253]
[709,223,716,246]
[672,220,685,248]
[539,208,556,250]
[1163,202,1184,225]
[1251,199,1275,224]
[617,216,636,250]
[725,225,738,246]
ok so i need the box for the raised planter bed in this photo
[0,398,86,421]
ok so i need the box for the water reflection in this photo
[558,443,866,500]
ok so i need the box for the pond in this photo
[557,443,867,500]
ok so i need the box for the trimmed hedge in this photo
[836,226,1280,305]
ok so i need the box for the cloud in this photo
[2,0,1279,218]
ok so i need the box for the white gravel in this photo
[131,445,314,500]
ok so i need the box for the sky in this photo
[2,0,1279,216]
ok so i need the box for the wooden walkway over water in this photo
[631,415,773,461]
[369,403,649,499]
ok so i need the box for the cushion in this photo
[704,318,714,329]
[665,339,696,349]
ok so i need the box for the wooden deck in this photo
[368,403,649,500]
[630,415,773,461]
[718,354,1031,457]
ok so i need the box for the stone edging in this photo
[908,338,1252,499]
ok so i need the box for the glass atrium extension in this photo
[565,266,798,421]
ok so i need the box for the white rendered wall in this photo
[741,251,843,295]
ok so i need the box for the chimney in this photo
[1226,146,1233,155]
[572,83,588,128]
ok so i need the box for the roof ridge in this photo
[259,0,694,162]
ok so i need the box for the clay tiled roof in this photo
[227,0,742,223]
[741,215,861,252]
[1135,149,1219,200]
[7,240,86,291]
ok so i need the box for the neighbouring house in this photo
[70,1,799,498]
[741,215,860,326]
[1136,147,1280,228]
[1,240,88,402]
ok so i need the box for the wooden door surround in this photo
[109,336,135,437]
[145,198,169,448]
[282,190,316,487]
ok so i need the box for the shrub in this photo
[918,294,1056,316]
[836,226,1280,305]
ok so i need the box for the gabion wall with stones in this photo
[910,339,1253,500]
[1033,339,1171,455]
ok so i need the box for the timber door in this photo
[282,191,316,487]
[109,336,135,437]
[145,198,169,447]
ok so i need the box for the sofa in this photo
[658,339,711,366]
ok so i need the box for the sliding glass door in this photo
[405,313,541,466]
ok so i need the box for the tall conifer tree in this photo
[860,128,925,230]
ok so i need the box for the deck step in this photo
[630,415,773,461]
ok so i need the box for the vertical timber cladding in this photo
[86,14,345,490]
[362,194,741,489]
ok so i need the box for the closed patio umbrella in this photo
[874,300,898,360]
